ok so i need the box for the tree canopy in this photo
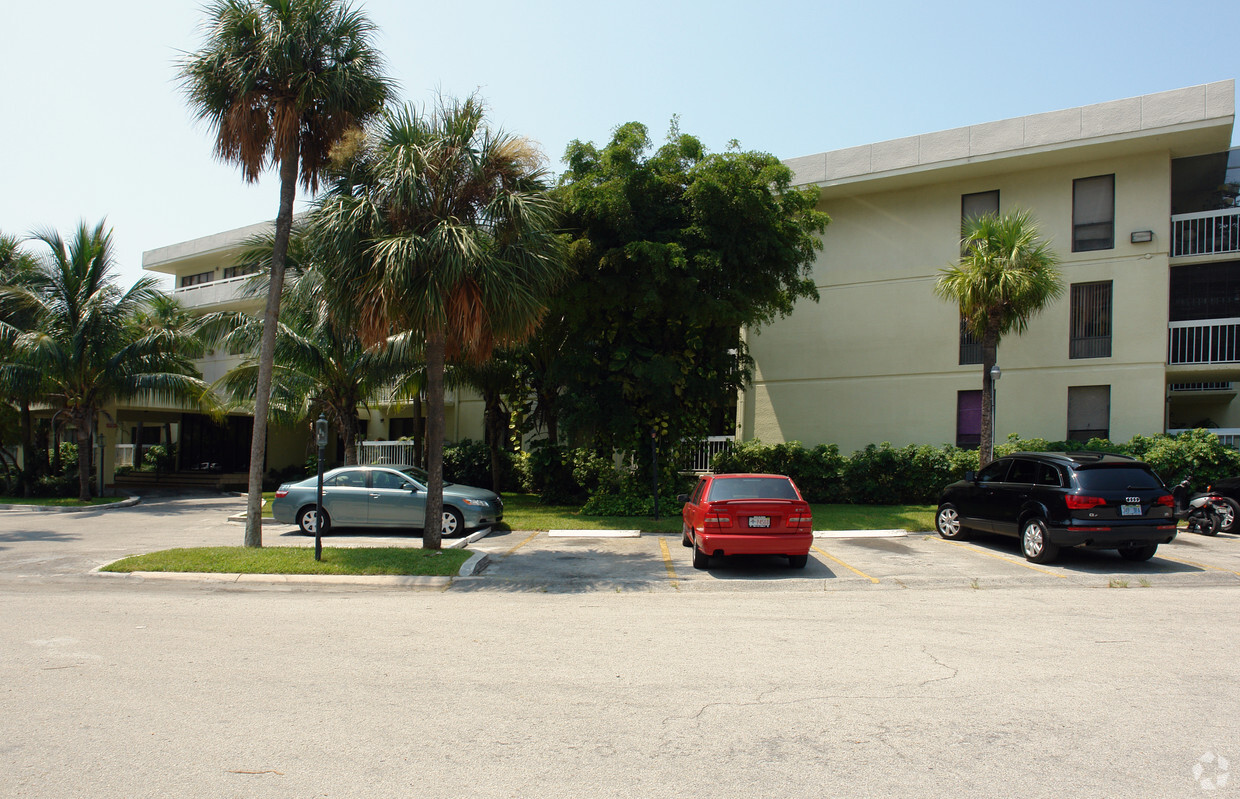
[540,121,828,454]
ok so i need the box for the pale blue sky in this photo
[2,0,1237,288]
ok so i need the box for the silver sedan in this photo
[271,465,503,536]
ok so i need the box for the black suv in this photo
[935,452,1176,563]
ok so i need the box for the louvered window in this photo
[1070,281,1112,359]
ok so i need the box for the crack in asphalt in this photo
[919,645,959,686]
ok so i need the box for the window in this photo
[1067,385,1110,442]
[977,460,1010,484]
[1007,459,1038,484]
[1168,260,1240,321]
[1070,281,1112,359]
[1073,175,1115,252]
[223,265,256,279]
[956,390,982,448]
[961,190,999,225]
[180,270,214,287]
[959,318,982,365]
[370,470,408,490]
[1037,464,1063,487]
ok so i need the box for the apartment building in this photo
[739,80,1239,453]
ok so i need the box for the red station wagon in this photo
[679,473,814,570]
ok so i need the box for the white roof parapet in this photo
[786,80,1235,188]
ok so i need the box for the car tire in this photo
[1118,544,1158,561]
[1021,517,1059,564]
[692,543,709,570]
[788,553,809,569]
[1213,498,1239,533]
[1190,508,1221,536]
[441,507,465,537]
[297,506,329,536]
[681,526,692,548]
[935,504,969,540]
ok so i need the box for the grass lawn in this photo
[498,493,936,534]
[0,495,128,507]
[101,546,472,576]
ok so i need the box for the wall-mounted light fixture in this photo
[1130,230,1154,243]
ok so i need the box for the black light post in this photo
[314,413,328,561]
[989,364,1001,463]
[651,427,659,521]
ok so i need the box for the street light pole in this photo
[315,414,328,562]
[989,364,1002,462]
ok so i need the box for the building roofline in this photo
[786,80,1235,191]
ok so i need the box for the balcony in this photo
[1171,208,1240,258]
[1168,318,1240,365]
[171,274,255,309]
[1166,428,1240,449]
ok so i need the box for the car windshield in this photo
[707,477,798,501]
[1075,466,1165,491]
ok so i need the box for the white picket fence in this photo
[359,440,418,466]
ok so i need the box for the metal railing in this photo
[684,436,733,473]
[1169,382,1234,392]
[1168,318,1240,364]
[1166,428,1240,449]
[170,273,253,308]
[1171,208,1240,257]
[359,440,417,466]
[115,444,135,468]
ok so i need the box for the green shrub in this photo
[30,472,81,498]
[580,492,683,516]
[142,444,176,474]
[522,443,586,504]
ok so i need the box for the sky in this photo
[2,0,1238,289]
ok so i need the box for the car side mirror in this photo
[676,493,689,503]
[964,471,976,483]
[409,484,421,493]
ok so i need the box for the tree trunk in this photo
[979,333,998,467]
[340,408,358,466]
[134,420,144,468]
[244,140,300,548]
[77,418,92,502]
[484,388,505,494]
[413,393,425,469]
[423,331,446,550]
[19,400,33,497]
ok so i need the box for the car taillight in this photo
[275,489,288,498]
[1155,495,1174,507]
[1065,494,1106,510]
[705,512,730,528]
[787,512,812,529]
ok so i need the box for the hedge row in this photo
[708,429,1240,505]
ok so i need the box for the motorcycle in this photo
[1204,479,1240,533]
[1171,477,1230,536]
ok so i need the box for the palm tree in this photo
[935,210,1064,466]
[179,0,390,547]
[0,233,44,494]
[0,222,209,501]
[314,96,568,548]
[211,267,416,465]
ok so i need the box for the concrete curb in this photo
[0,495,141,513]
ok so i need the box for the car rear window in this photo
[707,477,798,501]
[1074,466,1165,491]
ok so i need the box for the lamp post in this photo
[651,427,659,522]
[989,364,1002,463]
[314,413,328,561]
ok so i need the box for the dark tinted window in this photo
[1037,464,1063,487]
[977,460,1010,484]
[707,477,798,501]
[689,478,707,505]
[371,470,409,490]
[1074,467,1165,491]
[327,470,366,487]
[1007,459,1038,483]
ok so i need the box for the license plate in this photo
[1121,504,1142,517]
[748,516,770,528]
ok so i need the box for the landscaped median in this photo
[101,546,474,577]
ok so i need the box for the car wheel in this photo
[1213,498,1239,533]
[788,553,808,569]
[1118,544,1158,561]
[935,504,969,540]
[297,506,329,536]
[441,507,465,537]
[692,543,709,570]
[1021,518,1059,564]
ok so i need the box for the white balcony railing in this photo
[684,436,734,473]
[1166,428,1240,449]
[1171,208,1240,258]
[170,274,254,308]
[115,444,135,468]
[1168,318,1240,365]
[359,440,417,466]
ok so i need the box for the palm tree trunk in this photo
[340,409,358,466]
[19,400,33,497]
[980,334,998,467]
[423,331,446,550]
[484,389,504,494]
[244,141,300,548]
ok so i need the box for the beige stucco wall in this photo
[742,148,1176,453]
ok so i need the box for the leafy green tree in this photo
[935,210,1064,466]
[545,121,828,463]
[0,222,208,501]
[449,350,524,493]
[179,0,390,546]
[314,96,568,549]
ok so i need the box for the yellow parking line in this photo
[927,535,1066,579]
[657,537,680,590]
[1158,554,1240,578]
[812,545,880,584]
[503,531,540,558]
